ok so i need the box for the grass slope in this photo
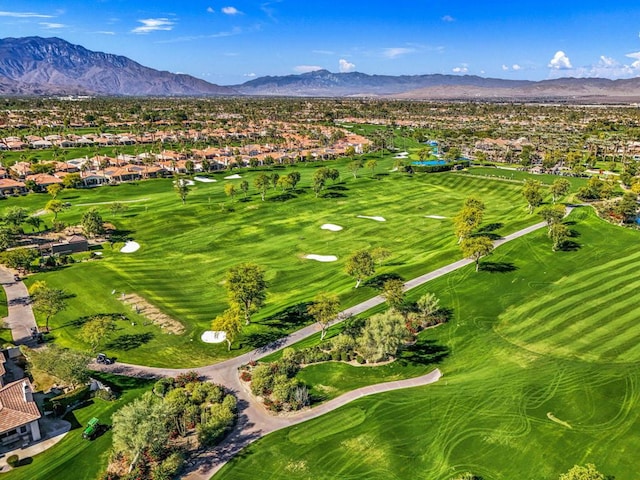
[4,374,153,480]
[2,160,539,367]
[214,208,640,480]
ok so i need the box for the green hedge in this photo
[45,385,90,412]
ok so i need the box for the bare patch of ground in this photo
[119,293,185,334]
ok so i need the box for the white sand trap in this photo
[224,174,242,179]
[357,215,386,222]
[120,241,140,253]
[194,176,217,183]
[321,224,343,231]
[425,215,446,219]
[390,167,399,172]
[184,180,195,186]
[201,330,227,344]
[304,254,338,262]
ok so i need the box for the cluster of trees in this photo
[108,373,236,479]
[246,351,310,412]
[29,280,68,331]
[23,344,90,388]
[522,178,571,214]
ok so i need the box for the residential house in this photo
[25,173,64,189]
[0,376,41,447]
[0,179,26,196]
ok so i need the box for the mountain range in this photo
[2,36,640,101]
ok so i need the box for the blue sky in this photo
[3,1,640,85]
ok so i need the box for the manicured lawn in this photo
[4,374,153,480]
[214,208,640,480]
[0,286,7,319]
[2,159,542,367]
[461,166,590,189]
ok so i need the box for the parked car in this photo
[96,353,114,365]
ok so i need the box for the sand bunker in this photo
[119,293,185,334]
[184,180,195,186]
[304,254,338,262]
[224,174,242,179]
[194,176,217,183]
[357,215,386,222]
[425,215,446,219]
[321,224,343,231]
[120,241,140,253]
[201,330,227,344]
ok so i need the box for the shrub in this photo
[49,385,90,412]
[340,352,349,362]
[153,377,175,397]
[94,388,116,401]
[240,370,252,382]
[174,371,199,387]
[7,455,19,468]
[356,355,365,364]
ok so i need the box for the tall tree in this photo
[173,177,189,204]
[348,160,362,179]
[365,159,378,177]
[4,206,28,228]
[239,179,250,198]
[522,179,544,214]
[550,178,571,203]
[381,278,406,312]
[29,281,67,331]
[548,222,570,251]
[47,183,63,199]
[254,173,270,201]
[45,199,65,222]
[453,197,485,243]
[80,315,116,352]
[307,292,340,340]
[112,392,171,472]
[539,204,566,232]
[460,236,494,272]
[357,310,409,363]
[211,307,243,351]
[224,183,237,201]
[225,263,267,325]
[345,249,375,288]
[81,208,105,238]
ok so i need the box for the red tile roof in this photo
[0,379,41,434]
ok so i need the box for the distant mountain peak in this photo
[0,36,237,96]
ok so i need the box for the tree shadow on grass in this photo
[364,273,404,290]
[320,191,347,199]
[244,331,288,352]
[479,261,518,273]
[397,339,449,367]
[472,232,502,241]
[106,332,154,351]
[64,313,126,328]
[268,192,297,202]
[478,222,504,233]
[558,240,581,252]
[326,185,348,191]
[261,302,313,330]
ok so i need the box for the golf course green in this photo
[213,207,640,480]
[2,159,549,367]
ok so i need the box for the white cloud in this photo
[0,11,53,18]
[383,47,415,59]
[244,72,257,77]
[442,15,455,22]
[502,64,509,71]
[512,64,522,71]
[40,22,65,29]
[548,50,572,69]
[207,7,215,13]
[547,54,639,79]
[222,6,242,15]
[452,64,469,73]
[294,65,323,73]
[95,31,115,35]
[339,58,356,73]
[131,18,174,34]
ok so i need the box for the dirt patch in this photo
[119,293,185,335]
